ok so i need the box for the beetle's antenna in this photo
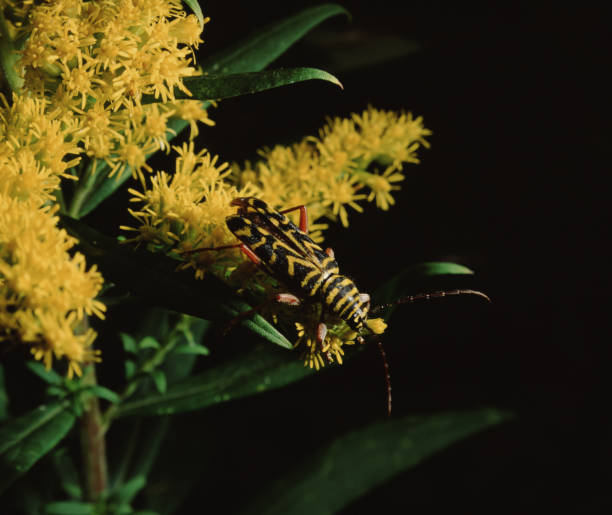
[371,289,490,314]
[376,340,392,416]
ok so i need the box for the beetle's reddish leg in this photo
[275,293,301,306]
[279,204,308,233]
[223,292,300,335]
[317,322,327,344]
[238,244,261,265]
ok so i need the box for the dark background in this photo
[168,2,609,513]
[6,1,603,513]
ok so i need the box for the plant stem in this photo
[68,160,98,218]
[101,320,185,431]
[79,364,108,501]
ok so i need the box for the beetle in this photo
[186,196,489,414]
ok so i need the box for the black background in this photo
[169,2,610,513]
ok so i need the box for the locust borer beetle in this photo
[185,197,490,415]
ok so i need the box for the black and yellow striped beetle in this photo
[188,197,489,414]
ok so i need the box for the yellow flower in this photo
[14,0,211,181]
[0,197,105,376]
[363,166,405,210]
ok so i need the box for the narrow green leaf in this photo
[0,401,76,493]
[113,474,147,505]
[173,344,209,356]
[241,409,513,515]
[139,336,161,350]
[44,501,95,515]
[120,333,138,354]
[76,166,132,218]
[151,370,167,395]
[201,4,349,75]
[403,261,475,277]
[183,0,204,28]
[59,216,291,349]
[89,385,121,404]
[45,385,67,398]
[117,346,314,417]
[144,68,342,104]
[26,361,63,385]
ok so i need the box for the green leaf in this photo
[26,361,63,385]
[201,4,349,75]
[144,68,342,104]
[117,346,314,417]
[44,501,95,515]
[120,333,138,354]
[0,401,76,493]
[183,0,204,28]
[59,216,291,349]
[173,344,209,356]
[403,261,475,277]
[89,385,121,404]
[139,336,161,350]
[151,370,167,395]
[113,474,147,505]
[125,360,137,380]
[241,409,513,515]
[76,165,133,218]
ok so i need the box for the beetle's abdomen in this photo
[318,274,368,331]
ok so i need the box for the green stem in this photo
[79,365,108,502]
[68,161,98,219]
[101,321,185,431]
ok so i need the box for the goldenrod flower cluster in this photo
[1,0,209,373]
[124,107,430,367]
[1,95,105,377]
[10,0,211,183]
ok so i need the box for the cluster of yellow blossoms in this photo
[0,94,105,377]
[1,0,207,374]
[124,107,430,368]
[10,0,210,183]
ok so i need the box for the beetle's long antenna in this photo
[371,289,490,314]
[376,340,392,416]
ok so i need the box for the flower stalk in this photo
[79,365,108,501]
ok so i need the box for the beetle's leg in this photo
[279,204,308,233]
[275,293,301,306]
[238,244,261,265]
[376,340,392,416]
[359,292,371,312]
[316,322,327,344]
[223,291,300,336]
